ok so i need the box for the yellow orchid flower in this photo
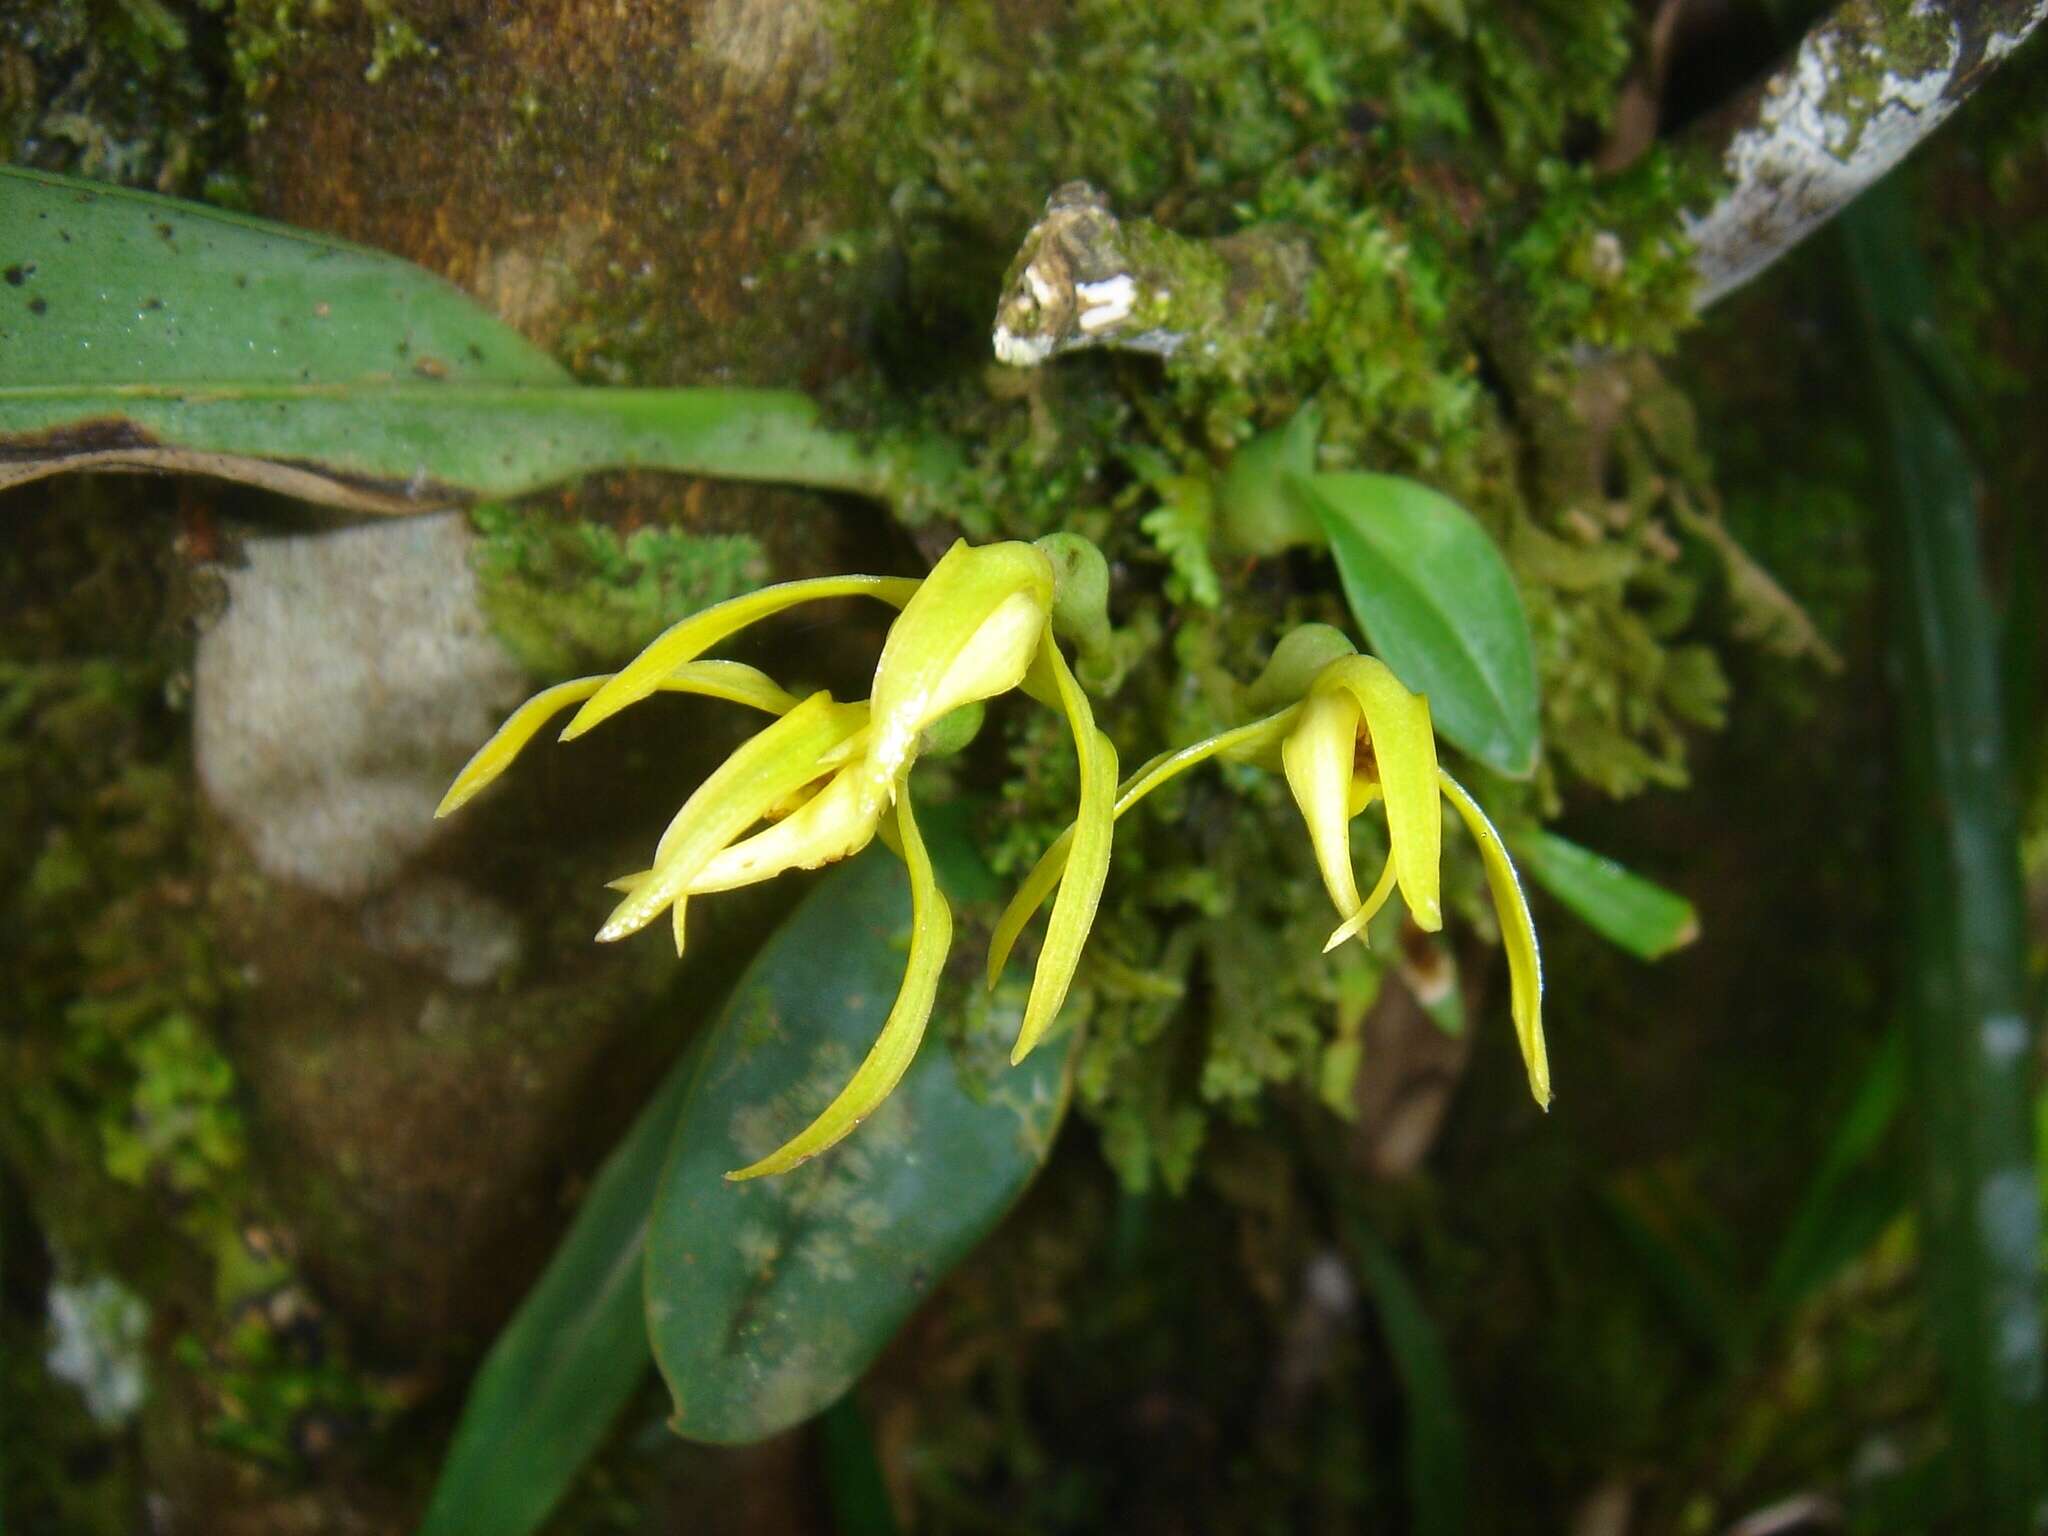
[989,624,1550,1109]
[436,539,1118,1175]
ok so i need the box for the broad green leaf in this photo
[1508,827,1698,961]
[1292,472,1541,777]
[416,1038,704,1536]
[0,168,925,513]
[647,829,1071,1445]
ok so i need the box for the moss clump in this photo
[1,0,245,196]
[468,501,769,677]
[0,501,400,1504]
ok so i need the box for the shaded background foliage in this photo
[3,1,2046,1533]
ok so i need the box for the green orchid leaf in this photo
[1344,1221,1469,1536]
[646,826,1071,1445]
[0,168,919,513]
[1292,471,1541,777]
[416,1039,703,1536]
[1509,828,1698,961]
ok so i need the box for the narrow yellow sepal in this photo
[861,541,1053,817]
[1010,637,1116,1064]
[985,707,1302,986]
[559,574,919,742]
[438,675,607,819]
[596,692,866,945]
[1440,770,1550,1109]
[726,785,951,1179]
[986,827,1073,989]
[1322,856,1399,953]
[436,661,801,819]
[1316,656,1442,932]
[1282,688,1366,924]
[686,766,881,895]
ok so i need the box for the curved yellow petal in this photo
[726,785,952,1179]
[1440,770,1549,1109]
[1282,687,1366,924]
[653,700,870,870]
[1321,854,1399,952]
[659,659,804,717]
[986,827,1074,989]
[439,662,802,819]
[1011,636,1116,1064]
[1011,726,1117,1063]
[1317,656,1442,932]
[984,706,1303,987]
[687,766,882,894]
[861,541,1054,816]
[559,574,919,741]
[437,675,609,819]
[596,692,866,946]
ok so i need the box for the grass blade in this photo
[1846,176,2044,1533]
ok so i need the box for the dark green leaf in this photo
[416,1040,703,1536]
[1344,1223,1467,1536]
[819,1396,903,1536]
[1599,1179,1745,1370]
[647,833,1071,1445]
[1509,828,1698,961]
[1849,178,2043,1531]
[1764,1028,1907,1315]
[0,168,924,513]
[1292,472,1541,777]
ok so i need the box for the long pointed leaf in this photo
[1849,177,2043,1532]
[0,168,928,511]
[416,1040,705,1536]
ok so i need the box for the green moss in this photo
[468,502,769,676]
[0,0,242,194]
[1814,0,1958,158]
[228,0,433,100]
[0,504,400,1490]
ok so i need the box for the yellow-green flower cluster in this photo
[440,544,1548,1179]
[438,539,1116,1179]
[992,622,1549,1110]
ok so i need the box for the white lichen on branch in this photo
[991,182,1311,370]
[1687,0,2046,309]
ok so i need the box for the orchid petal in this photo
[862,541,1053,816]
[1282,687,1367,924]
[726,784,952,1179]
[986,706,1302,987]
[436,661,799,818]
[559,574,919,741]
[1011,636,1117,1064]
[686,767,882,894]
[1317,655,1442,931]
[595,692,867,946]
[1321,856,1399,952]
[653,702,870,869]
[1440,770,1550,1109]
